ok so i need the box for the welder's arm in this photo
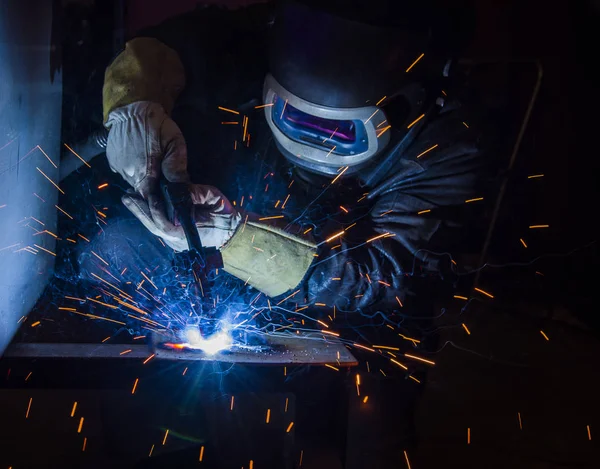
[302,142,483,311]
[123,184,317,298]
[103,37,189,198]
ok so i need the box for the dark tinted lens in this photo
[283,102,356,142]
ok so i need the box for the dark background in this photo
[1,1,598,468]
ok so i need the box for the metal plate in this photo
[4,333,357,366]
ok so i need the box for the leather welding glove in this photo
[123,184,317,298]
[105,101,189,199]
[122,184,241,251]
[103,37,188,199]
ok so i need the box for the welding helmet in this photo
[264,0,470,177]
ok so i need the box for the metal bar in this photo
[4,334,358,366]
[4,343,150,359]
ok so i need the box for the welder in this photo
[90,0,483,314]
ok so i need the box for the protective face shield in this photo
[263,74,390,176]
[264,0,434,177]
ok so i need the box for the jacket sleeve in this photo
[303,109,484,311]
[103,37,186,123]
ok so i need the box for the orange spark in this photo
[258,215,285,221]
[454,295,468,300]
[417,209,431,215]
[71,402,78,417]
[243,116,249,142]
[404,450,412,469]
[31,321,41,327]
[406,113,425,129]
[64,143,91,168]
[373,345,400,351]
[140,271,158,290]
[416,143,438,159]
[230,395,235,411]
[363,396,369,404]
[266,409,271,424]
[353,343,375,352]
[286,422,294,433]
[528,174,544,179]
[462,121,469,128]
[474,287,494,299]
[36,145,57,168]
[365,109,380,124]
[518,412,523,430]
[162,429,169,445]
[405,53,425,72]
[340,205,348,213]
[467,427,471,444]
[26,397,32,418]
[91,251,109,266]
[376,125,392,138]
[325,230,345,243]
[520,238,528,248]
[325,364,339,371]
[366,232,389,243]
[529,224,549,229]
[587,425,592,440]
[255,103,274,109]
[143,353,156,365]
[390,358,408,370]
[540,330,550,341]
[325,145,337,157]
[462,323,471,335]
[330,166,349,184]
[55,205,74,219]
[36,167,64,194]
[33,244,56,256]
[404,353,435,365]
[199,445,205,461]
[82,437,87,452]
[218,106,239,115]
[77,417,84,433]
[465,197,484,203]
[277,289,300,305]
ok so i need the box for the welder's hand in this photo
[122,184,242,252]
[105,101,189,199]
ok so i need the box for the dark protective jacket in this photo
[128,4,489,312]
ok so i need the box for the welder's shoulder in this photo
[417,85,500,173]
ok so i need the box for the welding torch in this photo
[160,181,222,326]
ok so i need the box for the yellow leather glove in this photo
[221,222,316,298]
[103,37,185,123]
